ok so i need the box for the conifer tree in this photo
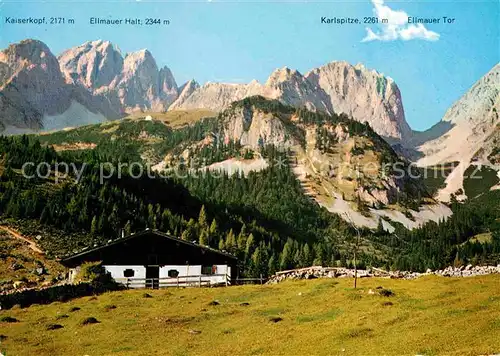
[199,229,209,246]
[209,219,219,241]
[39,207,49,224]
[225,229,237,253]
[313,243,325,266]
[97,214,105,234]
[198,205,208,228]
[280,240,294,271]
[90,216,98,236]
[268,253,278,275]
[124,220,132,236]
[218,236,226,251]
[245,233,256,257]
[237,224,248,250]
[302,243,312,267]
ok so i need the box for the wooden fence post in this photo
[260,274,263,285]
[199,275,202,287]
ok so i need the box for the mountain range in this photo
[0,39,499,280]
[1,39,410,141]
[1,38,498,204]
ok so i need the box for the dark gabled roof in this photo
[61,229,237,263]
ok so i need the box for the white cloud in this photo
[362,0,440,42]
[399,23,440,41]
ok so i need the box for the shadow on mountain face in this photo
[391,144,425,161]
[386,121,455,161]
[409,121,455,148]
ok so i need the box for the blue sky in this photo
[1,0,498,131]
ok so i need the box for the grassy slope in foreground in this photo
[2,276,500,355]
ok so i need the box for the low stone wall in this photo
[266,265,500,284]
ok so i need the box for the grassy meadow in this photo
[124,109,216,129]
[1,275,500,356]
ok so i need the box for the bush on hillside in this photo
[74,261,115,288]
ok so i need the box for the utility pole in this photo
[344,211,360,289]
[344,163,362,289]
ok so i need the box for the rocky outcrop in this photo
[171,98,431,229]
[170,62,412,141]
[266,265,500,284]
[221,105,296,148]
[441,63,499,126]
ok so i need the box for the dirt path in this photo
[0,225,44,254]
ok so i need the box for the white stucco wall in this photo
[102,265,146,288]
[105,265,146,279]
[99,264,231,288]
[159,265,231,287]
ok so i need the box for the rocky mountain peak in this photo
[158,66,178,106]
[58,40,180,113]
[414,63,500,202]
[58,39,123,90]
[0,38,66,93]
[124,49,151,61]
[262,66,332,113]
[159,66,177,88]
[0,39,72,131]
[305,61,411,140]
[442,63,499,125]
[2,38,413,143]
[265,66,303,86]
[0,39,63,87]
[169,79,200,110]
[179,79,200,98]
[1,39,52,64]
[122,49,157,76]
[112,48,178,111]
[168,60,412,141]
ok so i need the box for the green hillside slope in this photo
[0,97,498,277]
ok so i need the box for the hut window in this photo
[168,269,179,278]
[123,269,135,277]
[201,265,214,275]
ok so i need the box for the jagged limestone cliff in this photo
[170,62,411,141]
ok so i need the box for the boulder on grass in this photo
[46,324,63,330]
[81,317,100,325]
